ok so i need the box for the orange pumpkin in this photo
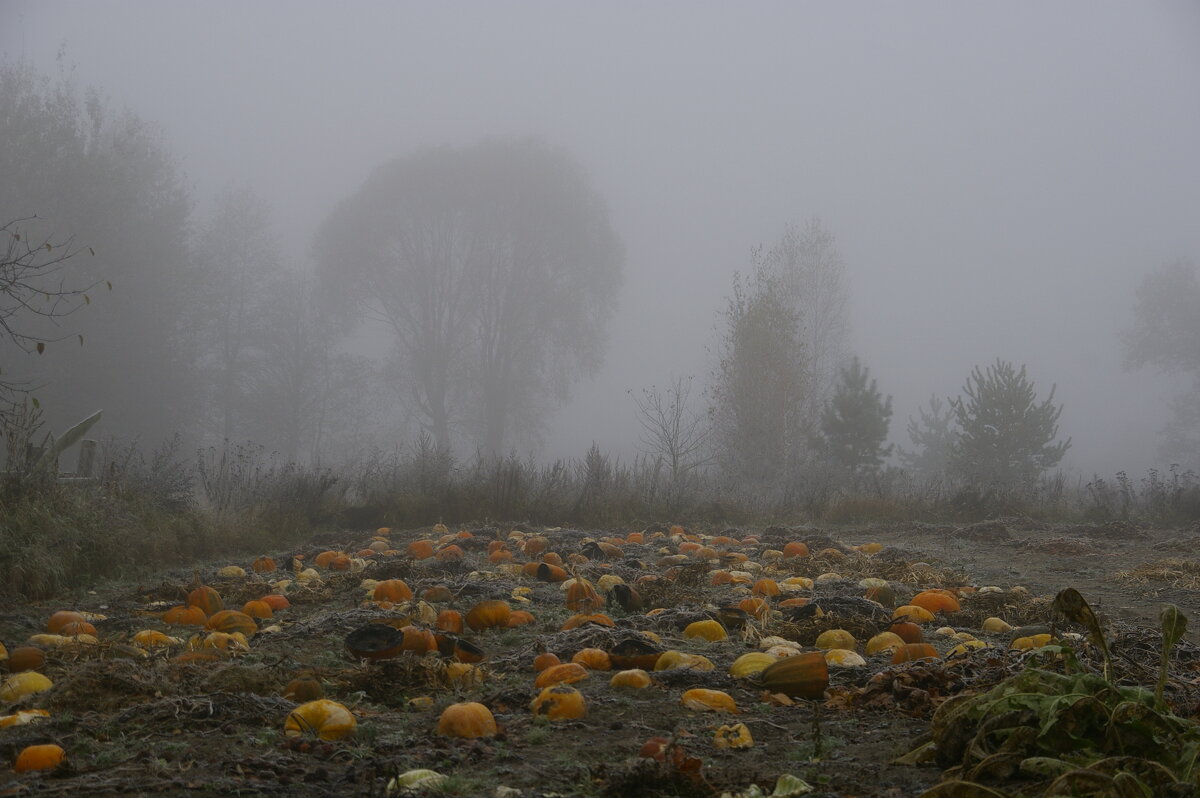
[13,744,65,773]
[782,542,810,558]
[164,605,208,626]
[285,699,356,740]
[260,594,290,611]
[626,532,644,544]
[891,622,925,644]
[523,536,549,556]
[536,563,569,582]
[530,685,587,720]
[437,702,497,738]
[466,600,512,632]
[560,613,614,631]
[571,648,613,670]
[533,652,561,672]
[488,549,513,564]
[251,556,276,573]
[506,610,535,627]
[5,646,46,673]
[206,610,257,637]
[407,540,435,559]
[242,600,273,620]
[58,620,96,637]
[399,626,437,654]
[188,586,224,616]
[436,544,465,562]
[758,652,829,700]
[422,585,454,602]
[283,677,324,702]
[738,597,770,619]
[911,589,961,614]
[892,643,940,664]
[45,611,85,634]
[565,579,602,612]
[313,550,340,568]
[541,552,564,566]
[373,579,414,603]
[534,662,589,688]
[436,610,464,634]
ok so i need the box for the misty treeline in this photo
[1,58,1198,539]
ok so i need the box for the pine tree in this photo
[899,395,956,480]
[818,358,893,478]
[949,360,1070,489]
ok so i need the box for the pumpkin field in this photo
[2,519,1200,797]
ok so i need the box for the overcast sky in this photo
[3,1,1198,477]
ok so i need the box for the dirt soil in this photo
[1,519,1198,798]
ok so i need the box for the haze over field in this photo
[2,1,1199,479]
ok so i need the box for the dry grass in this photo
[1114,558,1200,590]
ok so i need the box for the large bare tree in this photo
[316,140,623,457]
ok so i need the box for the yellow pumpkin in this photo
[865,632,905,655]
[683,619,728,642]
[814,629,856,651]
[680,688,738,713]
[285,699,357,740]
[824,648,867,667]
[653,651,715,672]
[729,652,778,679]
[0,671,53,701]
[892,605,935,623]
[713,722,754,749]
[609,669,652,688]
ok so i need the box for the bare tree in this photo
[0,217,99,412]
[316,139,623,457]
[631,375,711,509]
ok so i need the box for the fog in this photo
[3,0,1199,480]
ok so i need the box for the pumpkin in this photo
[606,583,643,612]
[571,648,612,670]
[653,651,715,672]
[172,650,225,664]
[260,594,290,611]
[565,579,603,612]
[890,622,925,644]
[58,620,96,637]
[814,629,857,651]
[541,552,565,566]
[858,542,885,554]
[892,643,939,664]
[782,576,814,590]
[824,648,867,667]
[982,617,1013,634]
[446,662,483,686]
[738,597,771,619]
[751,578,781,597]
[313,550,340,568]
[782,542,810,558]
[683,620,728,642]
[535,662,589,688]
[437,702,497,738]
[187,586,224,616]
[757,652,829,699]
[1012,633,1054,651]
[506,610,535,627]
[285,699,357,740]
[911,589,961,614]
[947,639,989,656]
[533,652,561,672]
[407,540,435,559]
[561,613,614,631]
[864,585,897,607]
[206,610,257,637]
[865,632,906,655]
[0,671,53,701]
[450,638,486,663]
[399,626,437,654]
[132,630,178,648]
[200,631,251,652]
[46,611,86,634]
[681,688,738,713]
[13,743,65,773]
[523,536,549,555]
[713,723,754,749]
[0,709,50,728]
[373,579,414,603]
[423,585,454,602]
[369,540,389,553]
[892,605,935,623]
[609,669,652,688]
[729,652,778,679]
[283,677,324,702]
[530,685,587,720]
[217,565,246,578]
[488,549,513,564]
[466,600,512,632]
[436,610,464,634]
[5,646,47,672]
[241,600,274,620]
[435,545,465,562]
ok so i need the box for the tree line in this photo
[2,59,1196,498]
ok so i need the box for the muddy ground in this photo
[1,518,1198,798]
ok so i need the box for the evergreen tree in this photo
[949,359,1070,489]
[899,395,956,480]
[818,357,893,478]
